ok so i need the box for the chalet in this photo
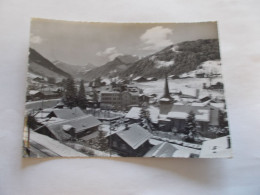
[195,69,206,78]
[125,107,142,122]
[210,82,224,90]
[196,72,205,78]
[179,73,193,79]
[54,102,65,109]
[108,124,152,156]
[144,142,178,157]
[159,104,220,132]
[146,77,157,81]
[35,115,101,140]
[26,90,44,101]
[168,75,179,79]
[46,107,85,119]
[167,105,211,132]
[133,76,147,82]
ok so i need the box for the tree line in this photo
[62,77,87,109]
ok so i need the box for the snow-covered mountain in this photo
[28,48,71,79]
[119,39,221,78]
[53,60,95,79]
[83,55,139,81]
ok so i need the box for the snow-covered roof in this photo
[174,102,184,105]
[37,115,101,140]
[62,124,73,131]
[144,142,177,157]
[179,72,194,78]
[160,98,172,102]
[200,136,232,158]
[35,112,50,119]
[210,103,225,110]
[56,102,65,106]
[191,102,208,107]
[28,90,41,95]
[133,76,143,81]
[172,150,191,158]
[167,112,188,119]
[116,124,152,150]
[195,109,210,122]
[30,131,86,157]
[166,105,210,122]
[125,107,141,120]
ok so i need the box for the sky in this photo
[30,19,219,66]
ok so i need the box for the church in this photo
[158,75,218,132]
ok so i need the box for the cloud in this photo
[140,26,173,51]
[30,34,43,44]
[96,47,123,61]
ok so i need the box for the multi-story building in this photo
[100,91,140,110]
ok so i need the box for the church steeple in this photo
[159,73,174,114]
[161,73,172,100]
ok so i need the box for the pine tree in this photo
[63,77,77,108]
[184,111,197,135]
[96,131,109,151]
[77,80,87,109]
[139,107,151,130]
[218,110,228,129]
[27,113,38,129]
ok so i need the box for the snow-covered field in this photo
[134,77,224,99]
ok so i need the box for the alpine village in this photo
[24,39,231,158]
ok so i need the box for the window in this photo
[121,143,127,150]
[112,141,117,148]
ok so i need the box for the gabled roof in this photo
[133,76,146,81]
[30,131,86,157]
[49,115,101,134]
[144,142,177,157]
[37,115,101,140]
[28,90,41,95]
[35,122,71,141]
[48,107,85,119]
[146,77,157,81]
[116,124,152,150]
[125,107,141,119]
[166,105,210,122]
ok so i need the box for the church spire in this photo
[161,73,172,99]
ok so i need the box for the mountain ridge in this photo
[83,39,220,80]
[28,48,71,79]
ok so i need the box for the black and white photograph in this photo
[23,19,232,158]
